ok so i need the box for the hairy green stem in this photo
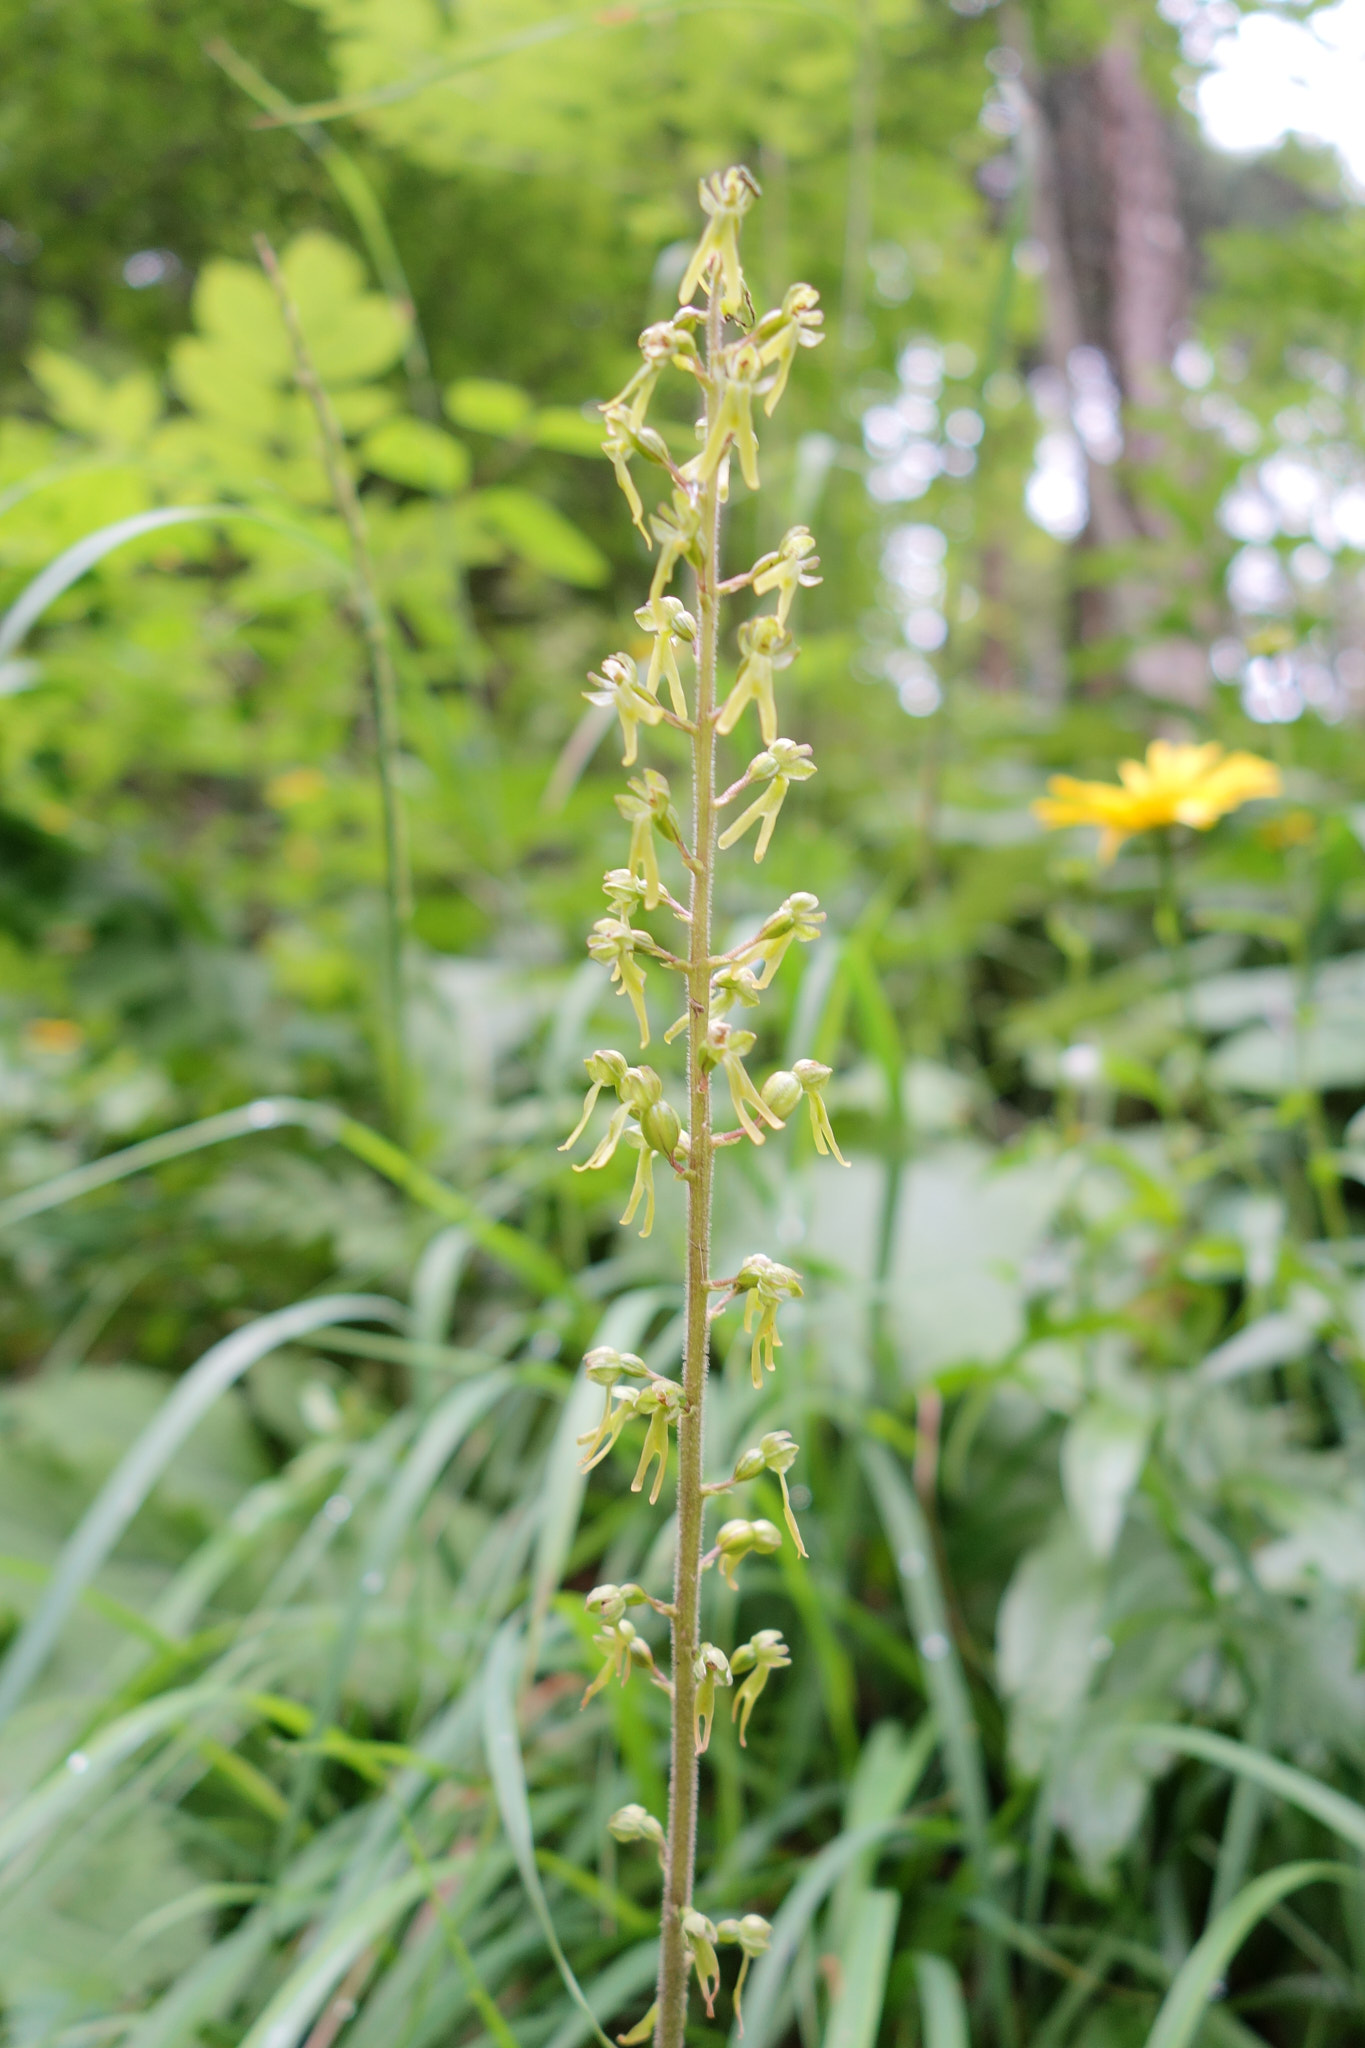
[255,234,412,1136]
[656,287,724,2048]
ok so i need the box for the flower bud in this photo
[608,1803,666,1855]
[760,1069,802,1120]
[585,1583,628,1623]
[722,1913,771,1957]
[731,1444,766,1483]
[640,1098,682,1158]
[584,1347,649,1385]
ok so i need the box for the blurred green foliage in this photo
[4,3,1365,2046]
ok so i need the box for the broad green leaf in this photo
[192,259,293,378]
[996,1528,1104,1774]
[473,486,609,586]
[533,406,605,456]
[280,230,410,383]
[362,417,472,494]
[445,377,535,436]
[1197,1308,1321,1383]
[29,349,161,447]
[1061,1400,1150,1559]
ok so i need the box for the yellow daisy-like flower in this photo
[1033,740,1283,862]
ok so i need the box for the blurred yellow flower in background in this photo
[1034,740,1282,862]
[266,767,328,809]
[24,1018,84,1057]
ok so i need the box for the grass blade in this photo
[0,1293,403,1725]
[731,1820,905,2048]
[914,1951,971,2048]
[544,1943,660,2048]
[0,1095,568,1295]
[483,1619,616,2048]
[1130,1724,1365,1855]
[824,1888,898,2048]
[1144,1861,1351,2048]
[235,1855,468,2048]
[0,1682,280,1866]
[860,1443,990,1868]
[0,505,345,660]
[861,1440,1015,2044]
[277,1371,511,1852]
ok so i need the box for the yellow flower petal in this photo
[1034,741,1282,857]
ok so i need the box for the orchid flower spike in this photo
[587,915,653,1046]
[718,738,816,862]
[585,652,664,767]
[649,487,704,601]
[580,1612,669,1708]
[630,1376,685,1503]
[585,1580,658,1625]
[710,963,763,1014]
[633,594,697,716]
[682,1905,724,2019]
[560,1048,631,1153]
[608,315,702,432]
[732,1428,808,1554]
[717,616,796,747]
[577,1384,642,1473]
[615,768,688,910]
[599,403,673,541]
[601,867,649,919]
[706,1516,783,1590]
[603,866,689,924]
[608,1802,667,1870]
[688,338,764,492]
[729,1629,792,1745]
[733,892,825,987]
[600,403,649,539]
[618,1073,683,1237]
[752,283,825,413]
[663,962,761,1045]
[750,524,822,622]
[578,1347,660,1468]
[700,1019,785,1145]
[693,1642,733,1755]
[564,1059,659,1170]
[720,1253,804,1386]
[678,164,760,315]
[717,1914,773,2035]
[761,1057,848,1166]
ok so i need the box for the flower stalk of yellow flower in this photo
[1033,739,1282,863]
